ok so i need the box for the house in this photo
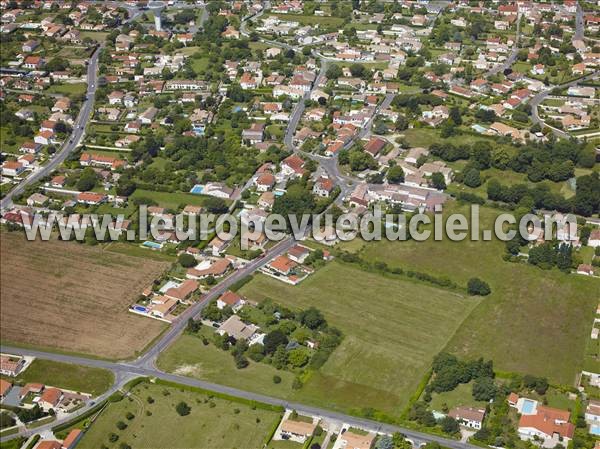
[0,379,11,399]
[313,177,335,197]
[39,387,62,411]
[242,123,265,144]
[258,191,275,209]
[288,244,310,264]
[151,297,178,319]
[518,405,575,445]
[449,407,486,430]
[0,354,26,376]
[19,383,44,399]
[255,172,275,192]
[281,154,306,178]
[61,429,83,449]
[187,257,232,279]
[77,192,107,205]
[588,229,600,248]
[339,430,375,449]
[27,193,49,206]
[36,441,62,449]
[217,315,258,341]
[363,137,386,157]
[2,161,25,177]
[585,400,600,424]
[34,130,55,145]
[164,279,199,302]
[22,39,39,52]
[280,419,316,443]
[107,90,124,105]
[139,106,158,125]
[125,121,141,133]
[23,56,44,69]
[531,64,545,75]
[216,290,244,311]
[19,141,41,154]
[267,255,297,276]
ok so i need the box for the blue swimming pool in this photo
[143,241,163,249]
[190,184,205,194]
[133,305,148,313]
[591,424,600,436]
[521,399,535,414]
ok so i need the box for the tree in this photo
[288,348,310,367]
[472,376,498,401]
[387,165,405,184]
[116,421,127,430]
[76,167,98,191]
[375,435,394,449]
[298,307,325,329]
[178,253,196,268]
[431,172,446,190]
[273,375,282,384]
[264,329,288,354]
[175,402,191,416]
[463,168,482,188]
[272,346,288,369]
[440,416,460,434]
[326,64,342,79]
[467,278,491,296]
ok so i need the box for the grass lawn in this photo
[77,381,282,449]
[159,263,479,418]
[46,83,87,95]
[103,242,176,262]
[129,188,214,210]
[400,128,500,149]
[190,56,210,73]
[269,13,344,27]
[427,382,488,412]
[360,203,600,385]
[6,359,113,396]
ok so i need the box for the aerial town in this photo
[0,0,599,448]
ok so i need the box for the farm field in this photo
[0,232,169,359]
[76,381,282,449]
[160,262,479,418]
[360,204,600,385]
[2,359,113,396]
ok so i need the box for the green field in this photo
[5,359,113,396]
[77,381,282,449]
[129,188,213,210]
[160,262,479,418]
[360,204,600,385]
[46,83,87,95]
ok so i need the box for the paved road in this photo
[574,0,584,41]
[485,13,521,77]
[0,343,480,449]
[0,46,101,212]
[530,70,600,138]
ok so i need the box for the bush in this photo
[109,433,119,443]
[116,421,127,430]
[467,278,491,296]
[178,253,196,268]
[176,401,191,416]
[125,412,135,420]
[272,375,282,384]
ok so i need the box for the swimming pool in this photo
[521,399,536,414]
[133,305,148,313]
[591,424,600,435]
[190,184,205,194]
[143,241,163,250]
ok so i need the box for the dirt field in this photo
[0,232,169,359]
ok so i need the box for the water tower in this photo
[148,1,166,32]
